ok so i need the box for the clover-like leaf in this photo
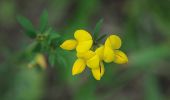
[39,10,48,33]
[17,15,36,38]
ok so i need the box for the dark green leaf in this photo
[49,54,56,67]
[47,30,61,47]
[44,27,52,36]
[39,10,48,33]
[32,43,42,53]
[56,54,67,67]
[96,34,107,42]
[93,19,103,41]
[17,15,36,38]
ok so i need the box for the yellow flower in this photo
[114,50,128,64]
[74,50,105,80]
[28,53,47,69]
[90,46,106,80]
[60,30,128,81]
[105,35,128,64]
[105,35,121,49]
[91,35,128,80]
[91,62,105,80]
[72,58,86,75]
[95,45,114,63]
[72,50,100,75]
[60,30,93,53]
[77,51,100,69]
[95,35,128,64]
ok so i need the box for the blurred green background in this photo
[0,0,170,100]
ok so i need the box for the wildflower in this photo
[91,62,105,80]
[72,50,100,75]
[60,28,128,80]
[105,35,128,64]
[72,58,86,75]
[99,45,115,63]
[28,53,47,69]
[91,35,128,80]
[60,30,93,53]
[94,35,128,64]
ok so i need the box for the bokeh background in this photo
[0,0,170,100]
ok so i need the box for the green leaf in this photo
[96,34,107,42]
[93,19,103,41]
[17,15,36,38]
[130,43,170,66]
[32,43,42,53]
[56,54,67,67]
[39,10,48,33]
[49,53,56,67]
[47,30,61,47]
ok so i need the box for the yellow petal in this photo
[103,46,114,63]
[95,45,104,60]
[72,59,86,75]
[86,54,100,69]
[35,54,47,69]
[105,35,121,49]
[91,62,105,80]
[76,40,93,53]
[60,39,77,50]
[74,29,92,42]
[114,50,128,64]
[77,50,95,60]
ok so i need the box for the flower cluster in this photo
[60,29,128,80]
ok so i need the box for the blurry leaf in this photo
[47,31,61,48]
[144,73,163,100]
[56,53,67,67]
[93,19,103,41]
[96,34,107,43]
[32,43,42,53]
[55,48,76,69]
[49,32,61,40]
[17,15,36,38]
[130,43,170,66]
[25,42,38,53]
[39,10,48,33]
[44,27,52,36]
[49,53,56,67]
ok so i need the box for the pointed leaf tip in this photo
[17,15,36,38]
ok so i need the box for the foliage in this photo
[0,0,170,100]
